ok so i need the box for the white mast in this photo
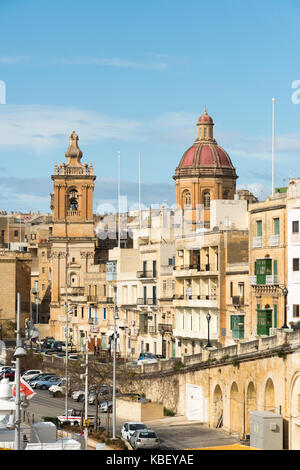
[138,151,142,228]
[272,97,275,196]
[118,151,121,249]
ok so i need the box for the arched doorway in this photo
[290,374,300,449]
[246,382,257,435]
[212,384,223,427]
[264,378,275,412]
[230,382,240,434]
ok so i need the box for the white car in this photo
[22,370,42,382]
[49,378,66,397]
[121,422,148,441]
[72,390,85,402]
[137,353,158,365]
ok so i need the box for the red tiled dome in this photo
[177,143,234,171]
[173,110,237,180]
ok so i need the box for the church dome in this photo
[173,109,237,180]
[197,108,213,124]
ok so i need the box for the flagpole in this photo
[118,151,121,249]
[138,151,141,228]
[272,98,275,197]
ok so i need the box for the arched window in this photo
[203,191,210,208]
[68,188,78,212]
[183,190,191,207]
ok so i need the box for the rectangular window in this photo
[42,267,45,274]
[103,308,106,320]
[238,282,244,303]
[74,306,77,317]
[143,286,147,304]
[14,230,18,238]
[81,307,84,319]
[273,218,280,235]
[163,280,167,291]
[293,258,300,271]
[293,305,300,317]
[152,286,157,305]
[293,221,299,233]
[256,220,262,237]
[104,285,106,297]
[143,261,147,275]
[153,260,157,277]
[172,280,175,291]
[230,282,233,297]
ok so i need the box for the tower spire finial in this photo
[65,130,83,165]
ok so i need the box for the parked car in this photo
[22,370,42,382]
[28,373,56,384]
[0,368,15,381]
[31,376,61,390]
[129,429,160,450]
[98,400,112,413]
[0,366,13,373]
[121,422,148,441]
[137,353,158,365]
[72,390,85,402]
[49,378,67,397]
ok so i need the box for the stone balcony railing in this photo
[133,328,300,375]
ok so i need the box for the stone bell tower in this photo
[51,130,95,238]
[49,131,97,340]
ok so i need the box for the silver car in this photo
[130,429,160,450]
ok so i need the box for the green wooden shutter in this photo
[273,259,278,275]
[256,220,262,236]
[274,304,277,328]
[273,218,280,235]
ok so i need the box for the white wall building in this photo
[287,179,300,327]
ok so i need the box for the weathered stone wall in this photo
[130,330,300,449]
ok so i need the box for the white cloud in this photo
[0,56,30,64]
[0,104,299,165]
[54,57,168,70]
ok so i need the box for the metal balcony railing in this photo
[173,263,217,273]
[148,326,158,334]
[158,323,173,333]
[136,270,155,279]
[137,298,157,306]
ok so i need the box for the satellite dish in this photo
[212,226,219,232]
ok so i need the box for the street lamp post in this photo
[112,287,118,440]
[205,313,212,348]
[281,287,288,329]
[161,328,165,358]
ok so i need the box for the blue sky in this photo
[0,0,300,212]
